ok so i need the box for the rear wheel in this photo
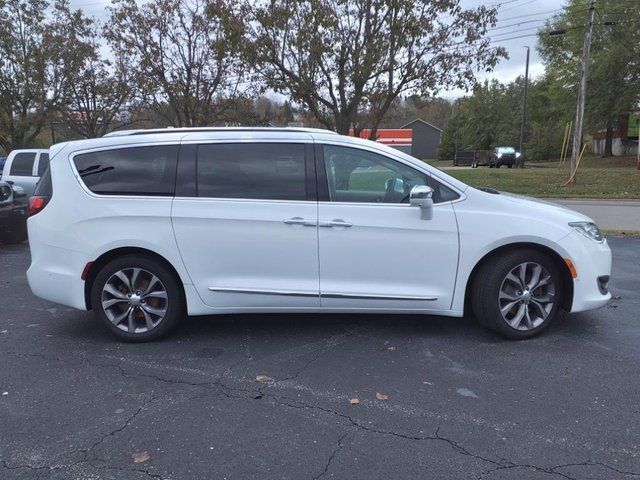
[471,249,564,339]
[91,255,184,342]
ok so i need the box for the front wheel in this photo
[471,249,564,339]
[91,255,185,342]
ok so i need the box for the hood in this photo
[470,187,594,224]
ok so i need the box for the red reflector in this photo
[81,262,93,281]
[28,196,49,217]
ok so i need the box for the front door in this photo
[172,142,320,309]
[316,144,459,311]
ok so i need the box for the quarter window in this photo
[9,152,37,176]
[196,143,307,200]
[322,145,428,204]
[36,153,49,176]
[73,145,179,196]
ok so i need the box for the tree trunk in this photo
[602,125,614,157]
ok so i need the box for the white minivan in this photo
[26,128,611,341]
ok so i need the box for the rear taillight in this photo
[28,196,50,217]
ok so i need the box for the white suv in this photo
[26,128,611,341]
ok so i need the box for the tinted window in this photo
[74,145,179,196]
[36,152,49,176]
[34,166,52,196]
[197,143,307,200]
[428,177,460,203]
[323,145,428,204]
[9,152,36,176]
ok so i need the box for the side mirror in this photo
[12,185,26,197]
[410,185,434,220]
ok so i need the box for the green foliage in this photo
[538,0,640,152]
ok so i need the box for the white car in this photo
[1,149,49,197]
[26,128,611,341]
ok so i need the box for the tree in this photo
[538,0,640,156]
[0,0,70,151]
[106,0,252,127]
[247,0,506,137]
[50,4,136,138]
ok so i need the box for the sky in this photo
[68,0,566,100]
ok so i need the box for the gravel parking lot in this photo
[1,237,638,480]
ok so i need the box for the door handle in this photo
[283,217,316,226]
[319,219,353,228]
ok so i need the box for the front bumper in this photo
[557,230,612,313]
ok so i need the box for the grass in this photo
[437,156,640,199]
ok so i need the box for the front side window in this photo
[323,145,428,204]
[9,152,37,176]
[74,145,179,195]
[196,143,307,200]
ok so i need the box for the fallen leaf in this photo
[375,392,388,401]
[2,392,8,396]
[132,451,150,464]
[421,381,432,385]
[348,397,360,405]
[255,375,272,382]
[387,346,396,351]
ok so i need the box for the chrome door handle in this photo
[319,219,353,228]
[283,217,316,226]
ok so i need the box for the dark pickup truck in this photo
[0,180,28,244]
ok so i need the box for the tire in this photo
[507,164,513,169]
[91,254,185,342]
[489,163,494,168]
[471,249,565,339]
[0,221,27,245]
[496,164,501,168]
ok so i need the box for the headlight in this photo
[496,153,502,158]
[569,222,604,243]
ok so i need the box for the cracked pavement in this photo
[0,237,639,479]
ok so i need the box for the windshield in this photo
[496,147,515,153]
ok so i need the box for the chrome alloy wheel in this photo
[498,262,556,331]
[101,268,168,334]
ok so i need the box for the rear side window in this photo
[9,152,36,176]
[196,143,307,200]
[36,153,49,176]
[74,145,179,196]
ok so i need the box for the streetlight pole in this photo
[518,46,530,168]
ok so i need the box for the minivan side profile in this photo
[26,128,612,341]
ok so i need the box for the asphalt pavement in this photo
[0,238,639,480]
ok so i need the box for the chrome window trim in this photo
[68,141,181,200]
[173,196,317,205]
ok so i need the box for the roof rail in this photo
[103,127,338,137]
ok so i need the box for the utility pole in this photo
[518,46,530,168]
[454,99,460,166]
[568,0,596,184]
